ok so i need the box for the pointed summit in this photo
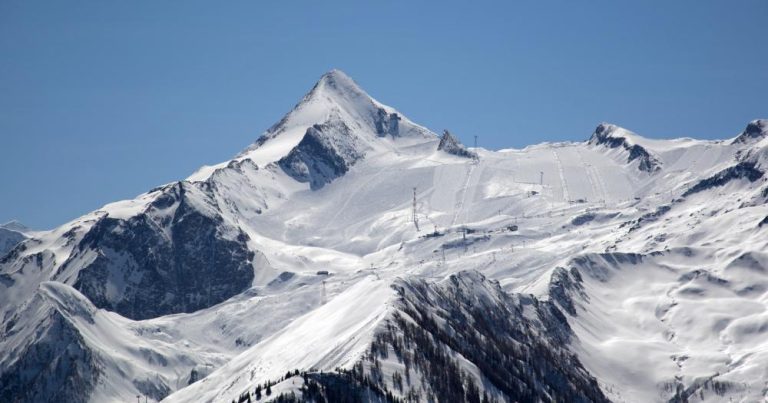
[311,69,365,98]
[190,70,436,182]
[320,68,354,83]
[232,70,435,170]
[292,69,371,114]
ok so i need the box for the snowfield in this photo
[1,70,767,403]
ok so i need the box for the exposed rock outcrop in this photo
[437,130,477,159]
[278,119,367,190]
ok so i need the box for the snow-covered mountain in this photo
[1,70,767,403]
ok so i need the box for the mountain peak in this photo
[590,123,628,142]
[734,119,768,143]
[318,69,357,88]
[588,123,661,172]
[589,122,652,147]
[230,70,434,174]
[307,69,367,102]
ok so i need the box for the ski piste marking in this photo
[591,164,609,205]
[576,148,600,203]
[576,148,609,205]
[451,160,477,226]
[460,160,484,225]
[552,149,571,203]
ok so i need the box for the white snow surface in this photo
[2,70,768,403]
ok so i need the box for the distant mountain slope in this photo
[0,221,30,258]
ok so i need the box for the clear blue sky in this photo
[1,1,766,229]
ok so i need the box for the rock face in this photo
[69,182,256,320]
[589,123,661,172]
[278,119,367,190]
[733,119,768,143]
[374,107,401,138]
[387,271,606,402]
[437,130,477,159]
[683,161,764,197]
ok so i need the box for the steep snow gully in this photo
[2,70,768,403]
